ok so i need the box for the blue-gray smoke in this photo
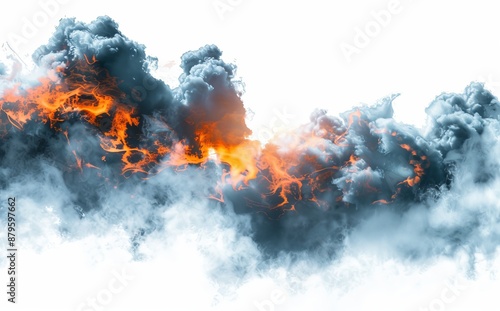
[0,16,499,261]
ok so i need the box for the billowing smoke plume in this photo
[1,16,499,262]
[222,83,500,254]
[0,16,249,214]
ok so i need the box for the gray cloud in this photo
[0,18,499,305]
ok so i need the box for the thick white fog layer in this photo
[1,149,500,310]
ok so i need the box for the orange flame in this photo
[398,144,425,187]
[0,58,429,213]
[0,56,172,175]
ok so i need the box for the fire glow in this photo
[0,54,427,215]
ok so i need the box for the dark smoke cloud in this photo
[222,82,500,256]
[425,82,500,183]
[0,16,248,213]
[178,44,251,150]
[1,16,500,266]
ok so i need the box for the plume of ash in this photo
[220,82,499,255]
[0,18,499,305]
